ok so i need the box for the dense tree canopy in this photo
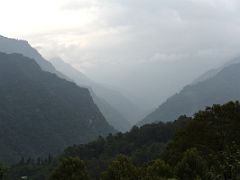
[164,101,240,179]
[50,157,89,180]
[101,155,138,180]
[4,101,240,180]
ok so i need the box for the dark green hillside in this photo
[6,101,240,179]
[163,101,240,179]
[7,116,185,179]
[50,57,141,129]
[59,101,240,179]
[62,115,189,179]
[0,52,115,163]
[0,35,135,132]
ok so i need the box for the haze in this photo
[1,0,240,110]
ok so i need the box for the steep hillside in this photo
[140,60,240,125]
[0,36,135,131]
[192,56,240,84]
[0,35,56,72]
[91,92,131,132]
[0,52,114,163]
[50,58,141,126]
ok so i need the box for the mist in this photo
[1,0,240,178]
[2,0,240,110]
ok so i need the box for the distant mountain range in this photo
[192,56,240,84]
[140,57,240,125]
[50,58,133,131]
[50,58,145,126]
[0,35,140,131]
[0,52,115,163]
[0,35,60,74]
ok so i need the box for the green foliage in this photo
[175,148,208,180]
[142,159,173,180]
[209,142,240,180]
[64,116,188,161]
[63,117,189,178]
[101,155,138,180]
[7,156,54,180]
[7,101,240,180]
[50,157,89,180]
[0,164,8,180]
[164,101,240,179]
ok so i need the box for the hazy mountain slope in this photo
[49,58,132,131]
[50,57,91,86]
[192,68,220,84]
[0,52,115,163]
[192,56,240,84]
[0,35,68,79]
[50,58,141,126]
[0,35,132,131]
[91,92,131,132]
[93,85,145,125]
[140,60,240,125]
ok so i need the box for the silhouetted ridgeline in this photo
[50,58,143,129]
[0,35,136,132]
[0,52,115,163]
[51,57,133,132]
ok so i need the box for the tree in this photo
[101,155,138,180]
[142,159,174,180]
[0,164,8,180]
[175,148,208,180]
[209,143,240,180]
[50,157,89,180]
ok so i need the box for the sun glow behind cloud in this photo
[0,0,98,37]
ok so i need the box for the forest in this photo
[1,101,240,179]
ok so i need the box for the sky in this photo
[1,0,240,110]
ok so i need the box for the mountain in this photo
[50,58,141,126]
[192,68,221,84]
[0,36,134,131]
[90,92,132,132]
[0,35,53,72]
[0,52,115,163]
[140,59,240,125]
[192,56,240,84]
[0,35,68,80]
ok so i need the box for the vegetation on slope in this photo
[0,52,114,163]
[2,101,240,179]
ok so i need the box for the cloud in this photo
[61,0,102,10]
[17,0,240,109]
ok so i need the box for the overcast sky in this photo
[1,0,240,109]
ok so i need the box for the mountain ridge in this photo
[50,57,141,129]
[0,35,135,131]
[139,57,240,125]
[0,52,115,163]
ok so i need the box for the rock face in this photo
[0,52,115,163]
[140,60,240,125]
